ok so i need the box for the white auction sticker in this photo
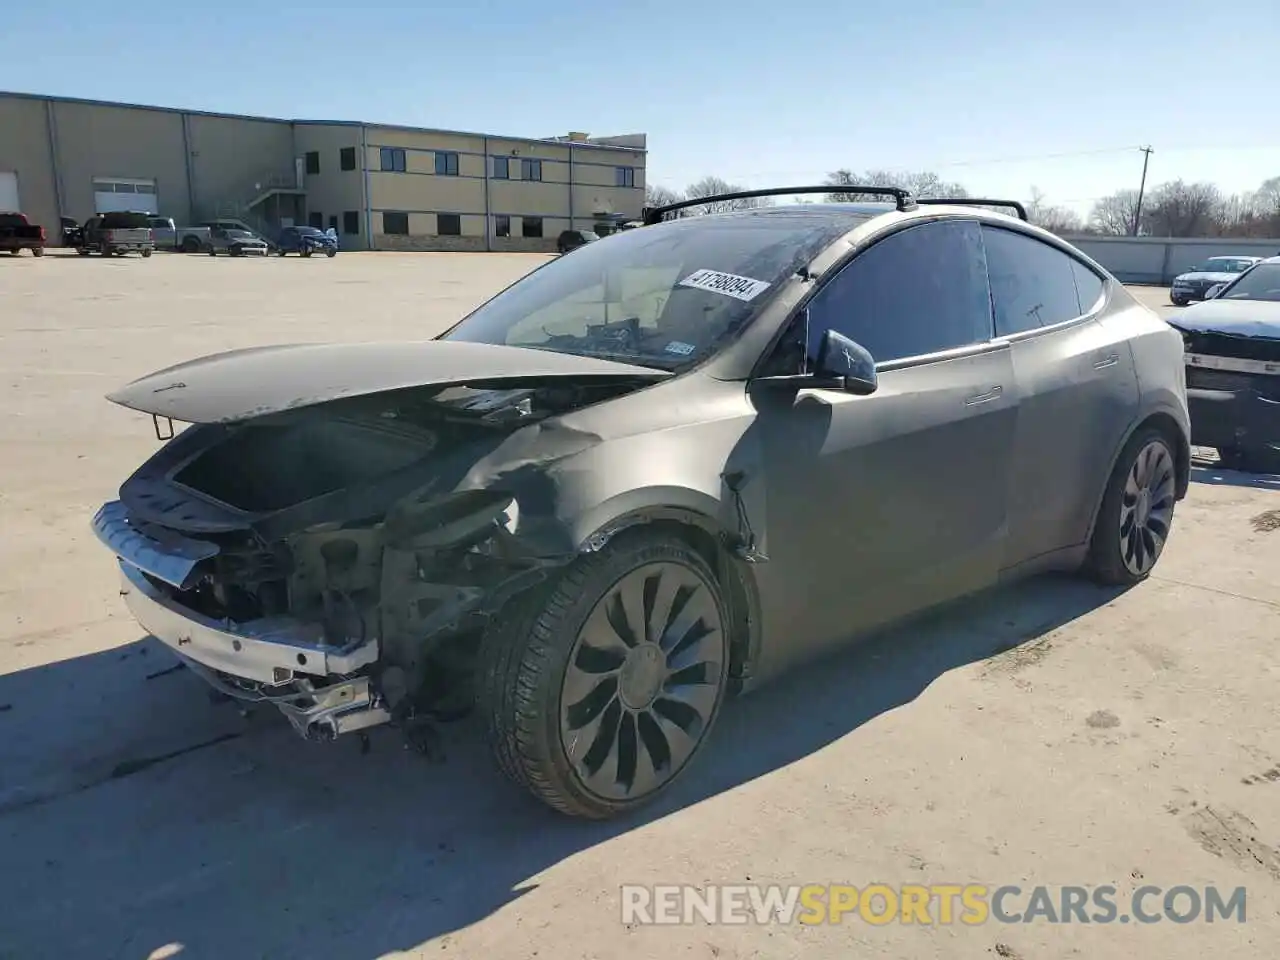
[677,268,772,302]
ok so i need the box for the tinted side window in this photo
[1071,260,1104,314]
[982,226,1083,335]
[805,220,992,365]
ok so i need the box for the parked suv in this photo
[1170,256,1261,306]
[92,184,1191,820]
[276,225,338,257]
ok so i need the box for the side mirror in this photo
[814,329,878,395]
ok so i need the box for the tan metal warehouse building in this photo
[0,90,647,252]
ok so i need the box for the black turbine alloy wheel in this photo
[1119,439,1175,577]
[478,532,731,818]
[560,561,726,802]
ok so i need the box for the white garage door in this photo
[93,177,158,214]
[0,171,19,211]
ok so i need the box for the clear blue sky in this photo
[4,0,1278,215]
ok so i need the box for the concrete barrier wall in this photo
[1063,235,1280,285]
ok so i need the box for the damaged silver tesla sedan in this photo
[93,185,1191,819]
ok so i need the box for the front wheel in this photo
[1085,427,1178,586]
[32,247,44,257]
[141,248,152,258]
[325,247,336,258]
[477,530,731,819]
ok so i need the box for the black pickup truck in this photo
[0,212,47,256]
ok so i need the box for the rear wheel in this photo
[32,247,44,257]
[1086,427,1177,585]
[181,236,200,254]
[141,248,152,258]
[478,530,731,819]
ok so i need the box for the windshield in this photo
[1217,262,1280,302]
[1194,258,1252,274]
[440,213,861,369]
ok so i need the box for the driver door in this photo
[749,219,1019,677]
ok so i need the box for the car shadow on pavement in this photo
[1189,463,1280,490]
[0,573,1122,960]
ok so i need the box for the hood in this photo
[107,341,670,424]
[1169,299,1280,339]
[1174,271,1237,283]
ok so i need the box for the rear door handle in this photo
[1093,353,1120,369]
[964,385,1004,406]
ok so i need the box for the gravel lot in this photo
[0,251,1276,960]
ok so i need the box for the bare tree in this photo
[1088,189,1142,236]
[1141,180,1224,237]
[824,168,969,203]
[644,184,683,209]
[1025,186,1084,234]
[680,176,774,214]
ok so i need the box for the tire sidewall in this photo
[532,535,732,817]
[1090,426,1176,584]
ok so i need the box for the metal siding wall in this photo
[0,96,59,234]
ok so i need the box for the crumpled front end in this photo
[88,385,626,741]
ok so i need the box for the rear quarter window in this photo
[982,226,1089,335]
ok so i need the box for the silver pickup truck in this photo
[176,219,266,253]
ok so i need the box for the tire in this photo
[208,248,217,257]
[477,529,731,819]
[141,248,152,258]
[325,247,336,258]
[1085,426,1178,586]
[32,247,44,257]
[301,247,312,258]
[99,242,111,257]
[181,237,201,254]
[77,248,90,256]
[1170,296,1187,307]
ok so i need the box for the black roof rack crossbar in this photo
[642,184,917,225]
[913,198,1028,221]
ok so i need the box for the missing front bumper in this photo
[117,561,390,738]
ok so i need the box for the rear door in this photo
[981,225,1140,568]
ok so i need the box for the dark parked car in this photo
[277,225,338,257]
[1169,256,1261,306]
[92,185,1190,819]
[1167,256,1280,473]
[557,228,599,254]
[208,226,269,257]
[61,216,83,248]
[0,211,46,256]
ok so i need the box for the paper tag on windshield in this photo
[678,269,771,302]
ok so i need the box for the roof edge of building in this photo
[0,89,646,155]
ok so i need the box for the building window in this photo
[435,152,460,176]
[492,156,510,179]
[340,147,357,171]
[343,211,360,235]
[380,147,406,172]
[521,158,542,181]
[328,215,338,232]
[383,211,409,235]
[308,211,324,229]
[305,151,320,175]
[615,166,635,188]
[494,215,511,238]
[522,216,543,238]
[437,213,462,236]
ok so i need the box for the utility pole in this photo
[1132,145,1153,236]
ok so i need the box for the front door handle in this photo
[964,385,1004,406]
[1093,353,1120,369]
